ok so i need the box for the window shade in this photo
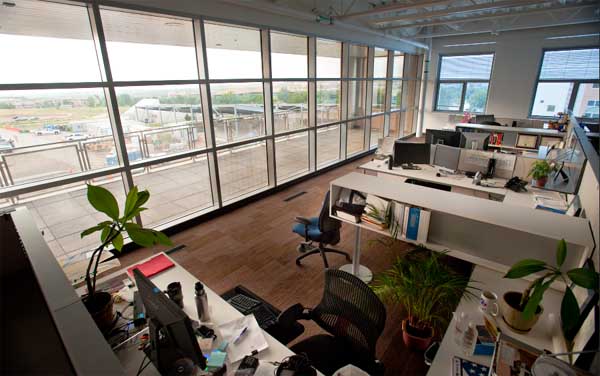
[439,54,494,80]
[539,48,599,80]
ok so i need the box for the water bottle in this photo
[453,312,467,346]
[462,321,477,355]
[195,282,209,322]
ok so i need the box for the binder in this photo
[405,207,420,241]
[417,209,431,243]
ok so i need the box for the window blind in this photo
[439,54,494,80]
[539,48,599,80]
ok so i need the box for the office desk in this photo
[359,160,564,209]
[428,265,566,375]
[86,253,321,376]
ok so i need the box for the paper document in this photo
[218,314,268,363]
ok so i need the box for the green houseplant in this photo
[528,160,554,187]
[372,249,477,350]
[81,184,171,332]
[503,239,599,357]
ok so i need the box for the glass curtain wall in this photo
[0,0,424,262]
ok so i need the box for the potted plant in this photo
[372,249,477,351]
[528,160,553,187]
[81,184,171,332]
[503,239,599,355]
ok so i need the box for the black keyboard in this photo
[251,305,277,330]
[228,294,261,315]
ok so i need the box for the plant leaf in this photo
[504,259,546,279]
[80,221,111,238]
[87,184,119,221]
[123,185,139,220]
[556,239,567,268]
[122,189,150,223]
[561,286,580,341]
[522,276,556,320]
[154,230,173,246]
[567,268,599,290]
[124,223,156,248]
[112,233,124,251]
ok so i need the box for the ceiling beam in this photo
[370,0,551,25]
[337,0,454,20]
[411,17,600,38]
[379,2,600,30]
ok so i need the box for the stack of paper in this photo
[218,314,268,363]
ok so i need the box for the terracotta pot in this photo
[533,176,548,188]
[500,291,543,333]
[401,319,434,351]
[84,291,115,333]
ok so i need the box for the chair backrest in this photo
[318,191,341,244]
[312,269,386,359]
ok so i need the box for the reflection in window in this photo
[348,81,366,119]
[0,88,115,185]
[317,81,341,125]
[371,115,384,147]
[218,141,268,202]
[348,44,368,78]
[276,131,309,181]
[0,0,101,84]
[133,156,213,227]
[272,82,308,133]
[317,39,341,78]
[317,125,340,166]
[114,85,204,160]
[436,82,463,111]
[374,48,388,78]
[101,9,198,81]
[531,83,573,117]
[347,120,365,155]
[210,82,265,144]
[204,22,262,79]
[573,83,599,119]
[372,80,387,113]
[464,83,489,113]
[271,32,307,79]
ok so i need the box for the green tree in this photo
[0,102,15,109]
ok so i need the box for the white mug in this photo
[479,290,499,316]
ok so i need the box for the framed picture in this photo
[516,134,538,149]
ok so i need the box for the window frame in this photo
[529,47,600,121]
[433,52,494,113]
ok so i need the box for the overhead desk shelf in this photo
[330,173,594,273]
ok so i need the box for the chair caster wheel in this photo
[296,260,302,266]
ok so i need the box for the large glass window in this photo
[370,115,384,147]
[275,132,309,182]
[390,81,403,111]
[317,81,341,125]
[393,52,405,78]
[372,80,386,114]
[204,22,262,80]
[114,85,205,161]
[348,81,367,119]
[347,120,366,155]
[210,82,265,144]
[435,54,494,113]
[270,32,307,79]
[218,141,268,202]
[348,45,368,78]
[317,125,340,166]
[273,82,308,133]
[531,48,599,119]
[317,39,341,78]
[101,9,198,81]
[374,48,388,78]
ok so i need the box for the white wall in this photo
[422,24,600,131]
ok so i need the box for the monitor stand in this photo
[146,319,196,375]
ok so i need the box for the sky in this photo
[0,33,342,88]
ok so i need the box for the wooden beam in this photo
[369,0,551,25]
[380,2,600,30]
[337,0,454,20]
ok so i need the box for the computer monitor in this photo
[133,269,206,373]
[433,145,461,171]
[393,142,430,166]
[426,129,462,147]
[461,132,490,151]
[474,114,495,124]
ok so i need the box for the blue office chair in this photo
[292,191,351,268]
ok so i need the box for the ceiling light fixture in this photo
[164,21,183,27]
[443,42,497,47]
[546,33,599,40]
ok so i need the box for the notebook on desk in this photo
[127,254,174,278]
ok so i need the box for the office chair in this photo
[292,191,351,268]
[277,269,387,375]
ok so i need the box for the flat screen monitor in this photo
[461,132,490,151]
[426,129,462,147]
[433,145,461,171]
[133,269,206,372]
[393,142,430,166]
[474,114,495,124]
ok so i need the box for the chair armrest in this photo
[274,303,311,344]
[294,217,311,226]
[278,303,312,325]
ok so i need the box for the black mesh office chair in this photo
[292,191,351,268]
[278,270,387,375]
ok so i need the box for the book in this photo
[416,208,430,243]
[336,211,360,223]
[127,254,175,278]
[490,333,542,376]
[453,356,490,376]
[405,207,420,241]
[474,325,495,356]
[392,201,405,239]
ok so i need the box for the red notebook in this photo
[127,254,175,278]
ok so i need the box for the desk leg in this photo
[339,227,373,283]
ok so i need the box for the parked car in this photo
[65,133,88,141]
[36,128,61,135]
[0,139,15,153]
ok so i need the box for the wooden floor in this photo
[119,155,464,376]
